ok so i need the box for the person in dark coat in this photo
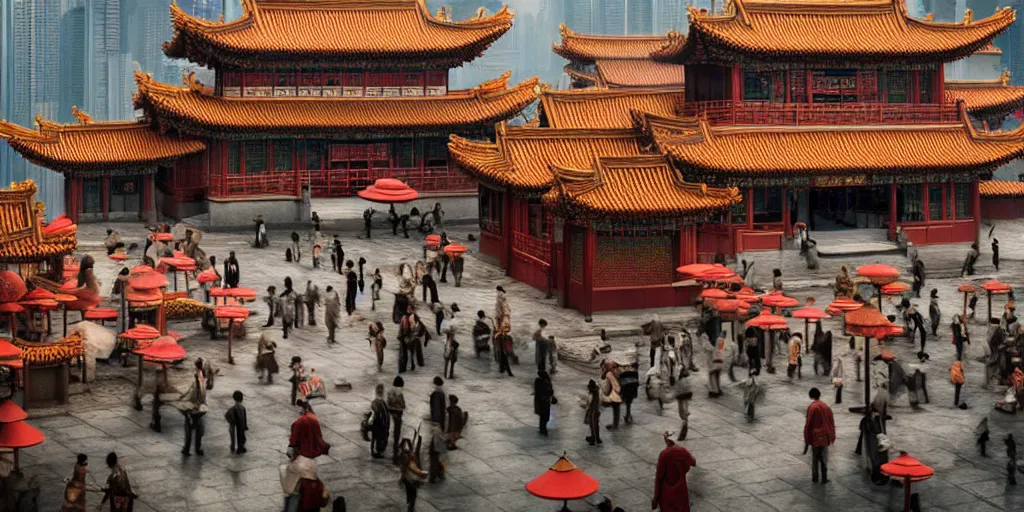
[332,236,344,274]
[992,238,1000,271]
[961,242,980,277]
[357,257,366,294]
[929,289,942,336]
[952,314,969,361]
[368,384,390,459]
[911,259,925,298]
[619,364,640,424]
[225,390,248,454]
[422,273,439,304]
[438,232,451,283]
[445,394,466,449]
[534,370,554,436]
[450,254,465,287]
[584,379,601,446]
[345,260,358,315]
[224,251,240,288]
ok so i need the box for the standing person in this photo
[387,377,406,461]
[952,314,969,361]
[429,377,447,430]
[929,289,942,336]
[331,235,344,274]
[450,252,465,287]
[304,281,321,327]
[60,454,89,512]
[739,374,765,421]
[911,259,926,298]
[363,208,374,239]
[255,332,279,383]
[601,360,623,430]
[992,238,1000,271]
[745,329,761,376]
[831,357,845,404]
[438,232,452,283]
[706,334,726,397]
[324,286,341,345]
[398,438,427,512]
[803,388,836,484]
[345,261,358,315]
[583,379,602,445]
[534,370,554,436]
[280,277,298,339]
[289,357,304,406]
[673,367,695,440]
[905,303,927,359]
[442,304,461,379]
[369,384,391,458]
[224,251,240,288]
[358,257,367,294]
[445,395,466,449]
[179,359,208,456]
[312,228,326,269]
[652,434,696,512]
[772,269,783,292]
[642,314,665,368]
[968,292,979,320]
[619,363,640,425]
[679,329,698,372]
[368,321,386,372]
[103,229,121,255]
[834,266,853,298]
[494,286,511,332]
[1005,434,1017,485]
[100,453,136,512]
[533,319,550,372]
[290,400,330,459]
[472,310,492,358]
[961,242,980,277]
[428,377,447,483]
[263,286,279,327]
[495,327,515,377]
[225,390,248,454]
[951,360,966,408]
[371,269,383,311]
[400,305,428,372]
[289,232,301,262]
[787,333,803,381]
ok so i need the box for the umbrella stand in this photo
[902,476,912,512]
[61,306,67,338]
[963,291,968,320]
[227,319,235,365]
[804,319,809,354]
[987,290,992,324]
[559,500,570,512]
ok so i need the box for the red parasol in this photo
[134,339,186,363]
[357,178,419,203]
[856,264,900,285]
[215,306,250,365]
[224,287,257,302]
[148,232,173,242]
[958,283,977,318]
[0,340,21,360]
[42,215,72,235]
[108,252,128,262]
[119,325,161,341]
[880,282,910,295]
[424,234,441,250]
[694,267,737,282]
[197,268,220,284]
[792,305,830,353]
[676,263,718,279]
[128,267,168,291]
[0,400,27,423]
[981,279,1012,323]
[881,451,934,512]
[0,420,45,449]
[444,243,468,257]
[845,305,894,417]
[0,271,27,303]
[826,296,864,315]
[526,454,599,511]
[22,289,54,302]
[125,287,163,307]
[762,293,799,313]
[745,311,787,329]
[700,288,730,300]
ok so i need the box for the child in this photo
[445,395,467,450]
[225,390,248,454]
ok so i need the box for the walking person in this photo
[961,242,980,277]
[584,379,602,445]
[324,286,341,345]
[60,454,89,512]
[929,289,941,336]
[345,261,358,315]
[225,390,248,454]
[620,363,640,424]
[642,314,666,368]
[371,268,383,311]
[706,334,726,397]
[428,377,447,483]
[100,452,136,512]
[304,281,320,327]
[280,277,298,339]
[993,238,1000,271]
[803,388,836,484]
[445,395,466,449]
[331,235,344,274]
[951,360,967,408]
[787,333,803,381]
[912,259,925,298]
[254,331,279,383]
[534,370,555,436]
[952,314,969,361]
[289,357,304,406]
[533,319,550,371]
[601,360,623,430]
[830,357,844,404]
[387,377,406,461]
[368,384,391,458]
[179,359,209,456]
[495,327,515,377]
[368,321,386,372]
[652,433,696,512]
[263,286,279,327]
[674,368,694,440]
[398,438,427,512]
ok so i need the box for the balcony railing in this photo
[512,231,552,263]
[680,101,961,126]
[210,171,300,198]
[209,167,476,198]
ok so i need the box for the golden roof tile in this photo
[552,23,674,61]
[639,109,1024,177]
[448,126,645,191]
[595,60,685,88]
[945,72,1024,118]
[980,180,1024,197]
[545,155,739,217]
[0,181,77,264]
[165,0,514,69]
[134,71,540,137]
[0,114,206,174]
[655,0,1015,64]
[539,88,683,129]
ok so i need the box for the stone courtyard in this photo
[15,220,1024,512]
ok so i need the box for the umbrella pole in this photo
[173,271,178,292]
[864,335,871,418]
[804,319,809,354]
[731,320,735,342]
[227,319,235,365]
[62,307,67,338]
[963,292,968,320]
[560,500,570,512]
[903,477,911,512]
[13,449,19,473]
[988,291,992,324]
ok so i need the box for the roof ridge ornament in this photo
[70,106,93,126]
[1002,70,1012,86]
[559,23,573,37]
[436,6,450,22]
[183,71,203,93]
[924,12,933,20]
[964,8,974,24]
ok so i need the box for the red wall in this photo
[479,231,503,261]
[508,251,550,291]
[982,197,1024,220]
[900,219,975,245]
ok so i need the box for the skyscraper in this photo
[177,0,221,20]
[626,0,654,34]
[85,0,120,120]
[59,1,86,123]
[653,0,687,33]
[224,0,243,21]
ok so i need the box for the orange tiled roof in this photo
[0,112,206,175]
[945,72,1024,118]
[134,71,540,137]
[655,0,1015,64]
[980,180,1024,197]
[552,24,673,61]
[539,88,683,129]
[596,60,685,88]
[0,181,77,264]
[544,155,740,217]
[563,64,602,87]
[638,109,1024,177]
[164,0,514,69]
[448,125,645,191]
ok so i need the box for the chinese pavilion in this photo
[0,0,537,224]
[0,180,77,273]
[453,0,1024,315]
[552,24,684,89]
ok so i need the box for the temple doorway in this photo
[806,185,890,231]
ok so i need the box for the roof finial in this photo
[435,6,450,22]
[559,23,573,37]
[71,106,93,125]
[183,71,202,92]
[33,114,43,132]
[924,12,934,20]
[1001,70,1012,85]
[963,8,974,23]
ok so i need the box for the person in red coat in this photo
[803,387,836,484]
[652,433,696,511]
[290,400,330,459]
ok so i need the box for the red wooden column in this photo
[142,175,154,224]
[745,187,754,229]
[888,182,898,239]
[582,227,597,321]
[972,179,981,243]
[935,64,945,105]
[70,178,80,224]
[500,192,512,270]
[101,176,110,221]
[560,219,572,308]
[781,185,791,238]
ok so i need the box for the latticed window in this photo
[305,141,325,170]
[928,184,944,220]
[897,183,923,222]
[227,142,241,174]
[955,184,972,218]
[527,197,547,239]
[743,70,771,101]
[273,140,292,171]
[730,196,747,225]
[789,70,807,103]
[918,71,933,103]
[886,70,909,103]
[244,141,266,174]
[752,186,782,223]
[393,140,415,168]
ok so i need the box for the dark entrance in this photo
[807,185,890,231]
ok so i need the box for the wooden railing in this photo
[209,167,476,198]
[680,101,961,126]
[512,231,552,263]
[209,171,300,198]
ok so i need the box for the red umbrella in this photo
[881,282,910,295]
[148,232,173,242]
[676,263,718,279]
[128,267,168,291]
[357,178,419,203]
[881,451,934,512]
[958,283,977,318]
[444,244,468,258]
[745,311,787,329]
[22,289,54,301]
[856,264,900,285]
[197,268,220,284]
[792,305,830,353]
[826,296,864,315]
[425,234,441,250]
[0,271,27,303]
[694,267,737,282]
[215,306,250,365]
[981,280,1012,324]
[0,420,45,472]
[845,305,894,416]
[108,252,128,262]
[0,400,27,423]
[0,340,20,360]
[526,454,599,511]
[134,339,186,363]
[700,288,730,300]
[762,293,799,314]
